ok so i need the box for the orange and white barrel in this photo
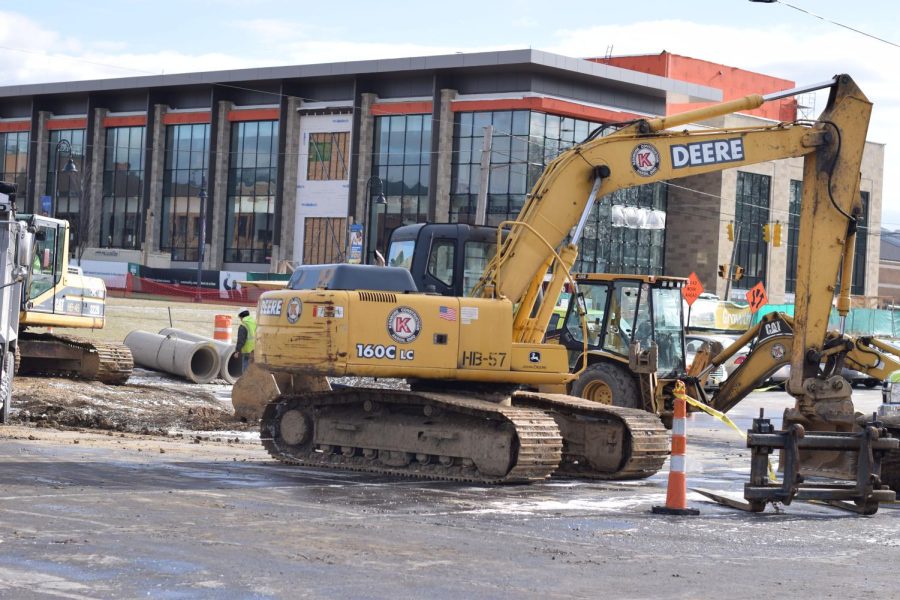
[214,314,233,343]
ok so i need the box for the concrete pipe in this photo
[158,328,242,384]
[124,330,221,384]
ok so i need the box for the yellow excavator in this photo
[15,214,133,385]
[252,74,897,510]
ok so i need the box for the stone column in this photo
[433,89,457,221]
[86,108,107,250]
[663,171,725,294]
[31,111,52,210]
[861,142,885,300]
[144,104,168,261]
[353,93,378,223]
[275,96,302,267]
[209,100,233,269]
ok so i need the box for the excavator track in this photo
[260,388,563,483]
[17,332,133,385]
[513,391,670,480]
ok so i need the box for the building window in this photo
[161,123,209,261]
[852,191,869,295]
[45,129,86,251]
[0,131,29,210]
[224,120,278,264]
[785,179,801,294]
[371,114,431,251]
[449,110,532,225]
[449,109,666,275]
[307,132,348,181]
[101,126,145,250]
[576,184,668,276]
[734,171,771,290]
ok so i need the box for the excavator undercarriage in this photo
[260,385,669,484]
[17,331,133,385]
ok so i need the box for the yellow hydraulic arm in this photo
[473,76,871,359]
[697,312,900,415]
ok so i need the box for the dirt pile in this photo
[10,370,252,434]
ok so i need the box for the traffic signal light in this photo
[762,223,771,243]
[734,265,744,281]
[773,222,782,247]
[718,264,727,278]
[726,222,734,241]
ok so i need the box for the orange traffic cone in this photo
[652,380,699,516]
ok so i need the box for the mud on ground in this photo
[9,368,252,434]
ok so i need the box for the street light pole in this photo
[364,175,386,265]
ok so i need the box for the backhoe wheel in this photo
[570,362,641,409]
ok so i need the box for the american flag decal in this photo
[439,306,457,321]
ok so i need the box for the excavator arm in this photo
[697,312,900,415]
[473,76,870,354]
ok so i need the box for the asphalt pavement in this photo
[0,388,897,599]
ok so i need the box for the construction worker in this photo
[234,308,256,373]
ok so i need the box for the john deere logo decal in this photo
[387,306,421,343]
[632,143,661,177]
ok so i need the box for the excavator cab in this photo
[386,223,499,296]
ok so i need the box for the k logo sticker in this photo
[387,306,421,343]
[286,297,302,324]
[631,143,661,177]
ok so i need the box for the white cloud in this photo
[545,19,900,228]
[0,10,897,227]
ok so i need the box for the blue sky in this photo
[2,0,898,225]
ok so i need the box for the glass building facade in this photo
[371,114,431,249]
[225,120,279,263]
[785,179,801,294]
[1,131,29,209]
[161,123,209,261]
[449,109,666,275]
[45,129,86,251]
[101,126,145,249]
[734,171,771,289]
[852,191,869,296]
[786,181,868,296]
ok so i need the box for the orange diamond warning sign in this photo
[746,281,768,314]
[682,272,704,306]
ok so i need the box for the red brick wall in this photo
[591,52,796,121]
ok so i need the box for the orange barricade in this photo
[214,314,233,343]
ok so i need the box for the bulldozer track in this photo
[18,332,133,385]
[512,391,670,480]
[260,388,562,484]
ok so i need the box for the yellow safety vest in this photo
[240,315,257,354]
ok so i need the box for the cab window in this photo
[427,240,455,287]
[563,283,609,348]
[463,240,496,296]
[29,222,63,301]
[387,240,414,269]
[603,282,640,356]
